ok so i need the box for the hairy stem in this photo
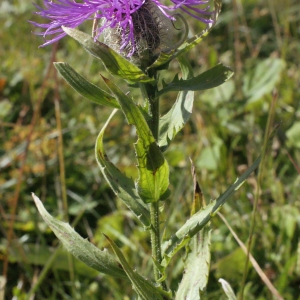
[149,91,159,140]
[141,80,167,290]
[150,202,164,282]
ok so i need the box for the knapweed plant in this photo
[31,0,262,298]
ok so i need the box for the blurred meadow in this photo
[1,0,300,299]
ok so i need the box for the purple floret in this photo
[31,0,213,55]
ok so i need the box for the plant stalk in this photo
[150,202,164,281]
[142,80,167,290]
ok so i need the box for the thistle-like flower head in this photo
[31,0,213,56]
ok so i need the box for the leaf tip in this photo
[61,26,71,35]
[100,74,109,84]
[31,193,53,224]
[32,192,40,208]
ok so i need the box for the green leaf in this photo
[218,279,237,300]
[105,235,172,300]
[175,163,210,299]
[6,243,100,277]
[95,110,150,226]
[162,156,261,267]
[146,50,175,72]
[32,193,127,279]
[286,121,300,148]
[158,64,234,96]
[243,58,285,106]
[196,136,224,171]
[102,78,170,203]
[0,99,12,118]
[175,226,211,300]
[148,0,222,70]
[158,55,194,149]
[62,27,155,84]
[54,62,119,108]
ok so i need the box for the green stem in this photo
[150,185,168,291]
[143,81,159,139]
[149,92,159,140]
[150,202,163,280]
[141,79,167,290]
[140,78,167,290]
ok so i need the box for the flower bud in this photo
[102,0,174,65]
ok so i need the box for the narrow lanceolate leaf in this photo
[32,193,127,279]
[175,226,211,300]
[54,62,119,108]
[158,56,194,149]
[148,0,222,70]
[102,77,170,203]
[146,50,175,72]
[105,235,172,300]
[162,156,261,267]
[190,158,204,215]
[62,27,155,84]
[95,110,150,227]
[175,0,222,56]
[219,279,237,300]
[175,165,211,299]
[169,165,211,300]
[158,64,234,97]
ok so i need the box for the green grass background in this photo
[1,0,300,299]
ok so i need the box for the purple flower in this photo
[31,0,213,56]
